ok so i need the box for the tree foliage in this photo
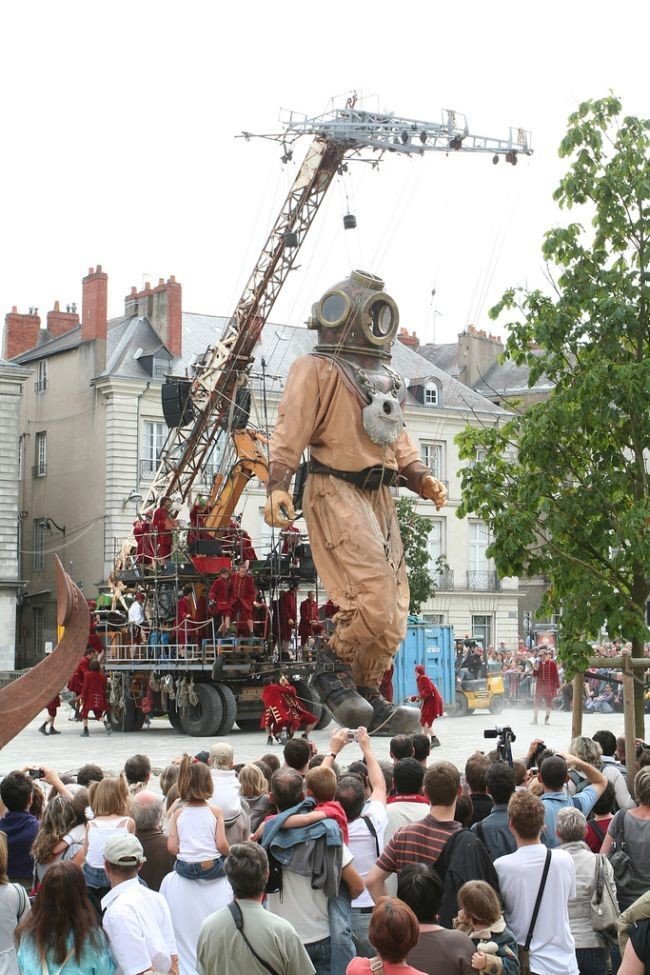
[456,96,649,733]
[395,497,441,614]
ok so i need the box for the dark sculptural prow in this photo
[0,557,89,749]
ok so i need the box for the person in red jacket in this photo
[253,590,271,639]
[298,591,323,646]
[208,568,231,634]
[229,564,256,636]
[379,664,394,704]
[277,583,298,656]
[280,677,318,740]
[260,676,317,744]
[79,659,111,737]
[188,496,209,550]
[67,647,96,720]
[532,647,560,725]
[410,664,444,741]
[175,584,195,649]
[152,497,178,563]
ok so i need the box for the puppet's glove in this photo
[264,490,296,528]
[421,475,448,510]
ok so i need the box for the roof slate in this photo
[14,310,506,416]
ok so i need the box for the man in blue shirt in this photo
[0,771,39,885]
[471,760,517,860]
[539,753,606,848]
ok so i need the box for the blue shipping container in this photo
[392,624,455,707]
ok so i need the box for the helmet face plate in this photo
[309,270,400,359]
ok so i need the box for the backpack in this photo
[434,828,501,928]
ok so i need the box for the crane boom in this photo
[142,100,532,514]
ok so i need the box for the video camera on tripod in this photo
[484,725,516,767]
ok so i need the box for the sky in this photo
[1,1,647,351]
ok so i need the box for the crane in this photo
[141,99,532,530]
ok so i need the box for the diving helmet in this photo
[307,270,400,359]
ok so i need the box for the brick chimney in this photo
[397,327,420,351]
[3,307,41,360]
[82,265,108,373]
[47,301,79,338]
[151,276,182,358]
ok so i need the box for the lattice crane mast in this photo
[143,101,532,526]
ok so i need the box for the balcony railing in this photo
[139,459,158,480]
[466,570,500,591]
[432,568,454,590]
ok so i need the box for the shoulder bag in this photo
[608,812,634,895]
[518,848,552,975]
[228,901,280,975]
[591,854,619,947]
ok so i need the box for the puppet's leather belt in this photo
[308,460,398,491]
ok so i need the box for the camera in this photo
[346,729,359,743]
[28,768,44,779]
[483,726,516,766]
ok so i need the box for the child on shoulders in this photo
[167,755,229,881]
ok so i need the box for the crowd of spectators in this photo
[1,726,650,975]
[465,640,650,714]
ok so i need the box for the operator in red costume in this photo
[276,583,298,656]
[298,590,324,646]
[261,675,317,744]
[532,647,560,726]
[152,496,178,562]
[208,567,232,634]
[265,270,447,732]
[228,563,256,636]
[410,664,444,740]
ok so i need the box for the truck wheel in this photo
[168,704,182,731]
[214,683,237,735]
[108,697,145,733]
[294,679,330,729]
[451,692,469,717]
[489,694,505,714]
[179,684,224,737]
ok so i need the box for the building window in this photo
[33,520,45,570]
[427,518,443,570]
[422,612,445,625]
[33,606,44,657]
[34,431,47,477]
[472,614,493,649]
[468,520,497,589]
[424,382,440,406]
[35,360,48,393]
[421,442,444,480]
[468,520,490,571]
[140,421,166,480]
[17,436,23,481]
[153,356,169,379]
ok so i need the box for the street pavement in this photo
[0,704,632,784]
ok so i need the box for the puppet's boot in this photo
[357,688,421,736]
[311,648,374,728]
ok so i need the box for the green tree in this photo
[395,497,444,614]
[456,96,649,736]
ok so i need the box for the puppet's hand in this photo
[264,490,296,528]
[421,475,447,510]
